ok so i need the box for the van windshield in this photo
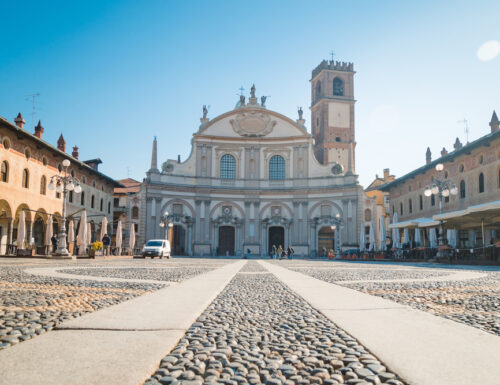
[146,241,163,247]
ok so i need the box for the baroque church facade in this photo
[140,60,363,256]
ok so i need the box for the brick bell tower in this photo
[310,59,356,174]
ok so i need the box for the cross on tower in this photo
[330,51,335,61]
[238,86,245,96]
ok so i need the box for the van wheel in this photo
[160,253,163,259]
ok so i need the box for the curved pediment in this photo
[197,108,310,139]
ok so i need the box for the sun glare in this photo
[477,40,500,61]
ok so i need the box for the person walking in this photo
[287,245,294,259]
[102,233,111,256]
[51,234,58,253]
[277,245,283,260]
[271,245,277,259]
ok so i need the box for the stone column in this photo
[301,202,308,244]
[292,202,300,240]
[155,198,162,239]
[261,222,267,256]
[145,198,153,241]
[204,200,211,242]
[195,200,201,242]
[213,222,218,255]
[187,223,193,256]
[236,224,241,256]
[311,221,317,257]
[244,202,251,243]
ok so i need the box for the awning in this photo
[388,217,439,229]
[433,200,500,229]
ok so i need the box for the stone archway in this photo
[0,199,12,255]
[32,217,45,247]
[268,226,285,254]
[318,226,335,257]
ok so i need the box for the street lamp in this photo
[330,213,343,256]
[424,163,458,257]
[159,211,174,240]
[48,159,82,256]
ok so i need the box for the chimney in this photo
[57,134,66,152]
[453,137,463,150]
[426,147,432,165]
[34,120,44,139]
[72,146,79,159]
[383,168,390,180]
[14,113,25,129]
[177,154,181,163]
[490,110,499,132]
[440,147,448,157]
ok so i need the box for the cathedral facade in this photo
[140,60,363,256]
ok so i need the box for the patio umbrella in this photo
[359,226,365,252]
[368,220,376,251]
[116,220,123,254]
[100,216,108,242]
[415,228,422,246]
[429,228,438,249]
[128,222,135,254]
[392,212,400,248]
[379,216,387,251]
[86,223,92,248]
[67,220,75,243]
[45,215,53,246]
[17,210,26,249]
[76,211,87,255]
[403,228,410,246]
[447,229,457,248]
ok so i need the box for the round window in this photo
[459,164,465,173]
[479,155,484,164]
[2,138,11,150]
[42,156,48,166]
[24,148,31,159]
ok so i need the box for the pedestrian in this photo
[287,245,294,259]
[277,245,283,259]
[271,245,277,259]
[245,248,250,259]
[102,233,111,256]
[51,234,58,253]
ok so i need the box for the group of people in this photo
[49,233,112,255]
[270,244,294,259]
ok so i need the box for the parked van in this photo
[142,239,171,259]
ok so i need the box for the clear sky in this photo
[1,0,499,187]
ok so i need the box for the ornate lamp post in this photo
[48,159,82,256]
[424,163,458,257]
[159,211,174,240]
[330,213,344,256]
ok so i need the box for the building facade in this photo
[0,113,120,255]
[113,178,143,250]
[140,61,363,256]
[381,111,500,251]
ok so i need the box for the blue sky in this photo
[1,0,499,187]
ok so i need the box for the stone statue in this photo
[240,95,245,105]
[202,105,208,119]
[298,107,303,120]
[261,96,267,107]
[250,84,256,98]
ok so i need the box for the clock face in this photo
[328,102,350,128]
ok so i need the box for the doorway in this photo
[218,226,235,256]
[318,226,334,256]
[268,226,285,254]
[172,225,186,255]
[33,218,45,247]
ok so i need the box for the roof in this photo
[379,128,500,191]
[0,116,123,188]
[115,178,141,194]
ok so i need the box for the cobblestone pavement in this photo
[0,258,228,351]
[275,260,500,337]
[145,261,406,385]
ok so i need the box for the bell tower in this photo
[311,59,356,174]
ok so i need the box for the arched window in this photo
[460,180,466,198]
[131,206,139,219]
[40,176,46,195]
[100,198,103,211]
[22,169,29,188]
[409,199,413,213]
[1,161,8,182]
[431,195,435,206]
[107,202,111,214]
[315,81,321,99]
[478,173,485,193]
[91,195,95,208]
[269,155,285,180]
[220,154,236,179]
[69,191,73,203]
[81,191,85,206]
[400,202,403,215]
[419,195,423,210]
[364,209,371,221]
[333,77,344,96]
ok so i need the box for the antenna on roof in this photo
[457,118,470,143]
[25,93,40,129]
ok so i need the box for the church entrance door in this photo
[218,226,235,256]
[172,225,185,255]
[318,226,334,257]
[268,226,285,255]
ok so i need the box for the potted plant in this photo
[89,241,103,258]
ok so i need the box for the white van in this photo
[142,239,171,259]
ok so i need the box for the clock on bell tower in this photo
[310,59,356,174]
